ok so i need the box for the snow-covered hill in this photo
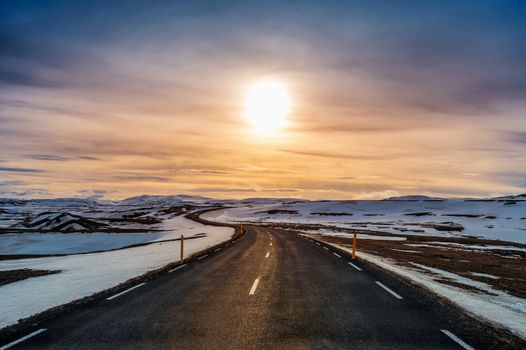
[17,212,109,232]
[117,194,228,207]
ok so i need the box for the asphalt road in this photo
[2,226,500,349]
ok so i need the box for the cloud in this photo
[0,180,27,187]
[76,189,114,199]
[28,154,70,161]
[507,131,526,144]
[0,30,95,89]
[189,187,301,193]
[0,166,45,173]
[0,188,51,197]
[277,149,386,160]
[26,154,103,161]
[0,1,525,199]
[0,70,61,88]
[289,121,417,134]
[112,175,172,183]
[260,188,302,193]
[78,156,102,161]
[189,187,257,193]
[188,169,231,175]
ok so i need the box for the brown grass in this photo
[0,269,60,286]
[319,234,526,299]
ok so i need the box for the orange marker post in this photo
[180,235,184,263]
[352,233,357,260]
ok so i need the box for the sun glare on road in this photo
[244,80,291,135]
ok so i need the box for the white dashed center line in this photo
[249,278,260,295]
[440,330,475,350]
[214,247,221,252]
[348,262,362,271]
[323,247,329,251]
[375,281,403,300]
[197,254,208,260]
[0,328,47,350]
[265,252,270,258]
[107,283,146,301]
[270,242,272,246]
[169,264,186,273]
[315,242,320,246]
[332,252,342,258]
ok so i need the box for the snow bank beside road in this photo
[327,242,526,339]
[0,215,234,329]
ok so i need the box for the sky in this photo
[1,0,526,200]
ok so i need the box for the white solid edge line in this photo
[332,252,342,258]
[0,329,47,350]
[265,252,270,258]
[348,262,362,271]
[375,281,403,300]
[323,247,329,251]
[107,283,147,301]
[441,330,475,350]
[214,247,222,252]
[169,264,186,273]
[197,254,209,260]
[249,278,260,295]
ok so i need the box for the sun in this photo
[244,80,291,134]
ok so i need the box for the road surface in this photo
[2,225,500,349]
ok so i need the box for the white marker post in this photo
[180,235,184,263]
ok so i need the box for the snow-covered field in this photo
[204,195,526,243]
[0,232,169,255]
[0,212,227,255]
[0,214,234,329]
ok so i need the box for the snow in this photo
[385,195,444,201]
[20,198,100,207]
[300,229,407,241]
[117,194,229,207]
[0,213,228,256]
[324,241,526,339]
[203,199,526,243]
[469,272,499,279]
[0,232,165,255]
[0,215,234,329]
[390,249,422,253]
[405,242,526,252]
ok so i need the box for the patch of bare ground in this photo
[318,234,526,299]
[310,212,353,216]
[0,269,60,286]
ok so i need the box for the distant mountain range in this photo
[1,193,525,208]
